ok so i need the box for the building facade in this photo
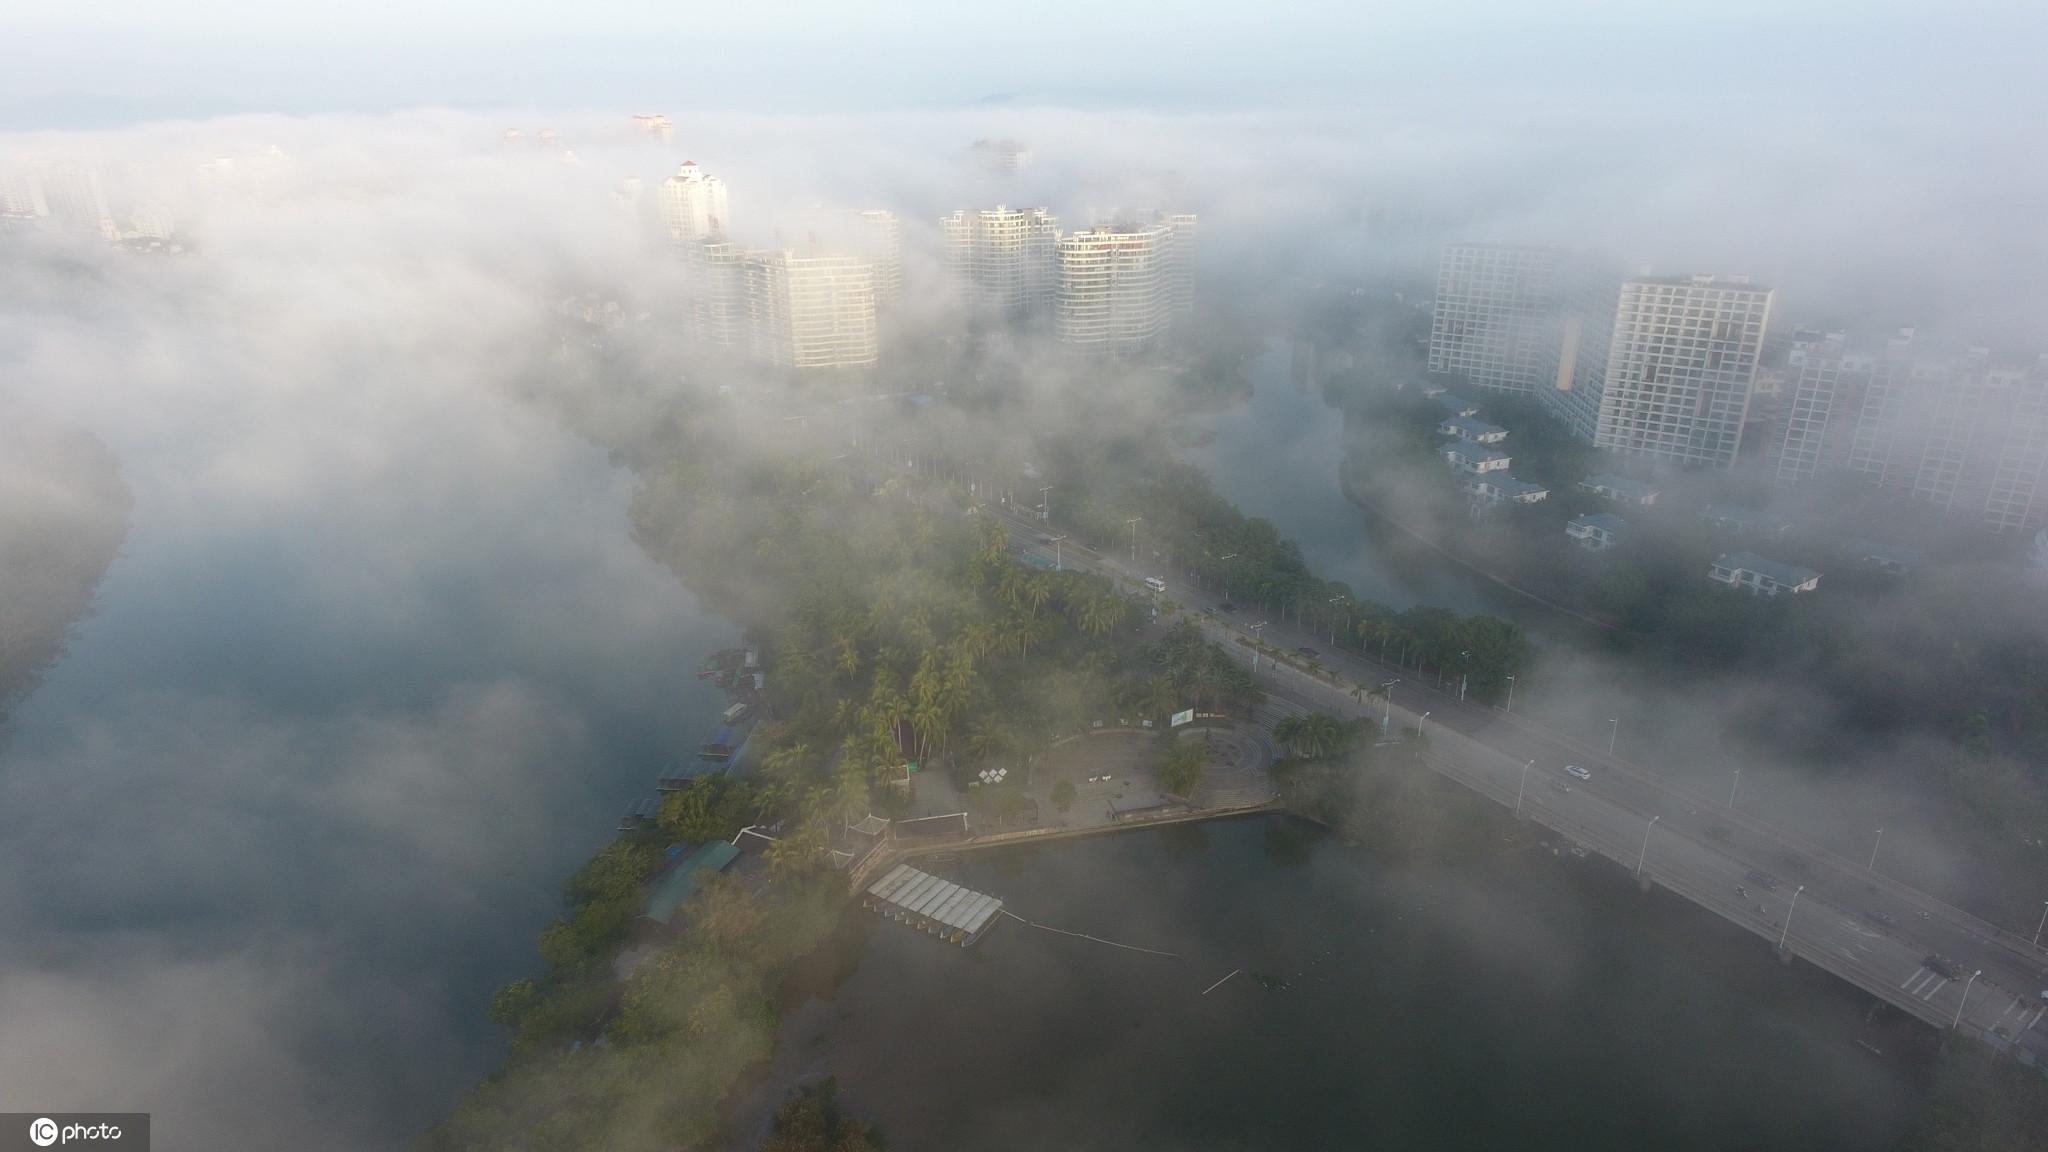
[658,162,728,243]
[804,209,901,305]
[941,206,1060,317]
[1429,244,1574,398]
[1770,330,2048,533]
[1593,275,1774,468]
[1055,220,1189,357]
[742,250,878,369]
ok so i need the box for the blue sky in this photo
[5,2,2044,124]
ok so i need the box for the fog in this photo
[1,12,2047,1146]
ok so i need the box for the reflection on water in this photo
[1180,344,1493,614]
[0,392,735,1146]
[741,816,1924,1152]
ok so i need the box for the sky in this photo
[4,3,2046,124]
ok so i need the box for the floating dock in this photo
[863,864,1003,946]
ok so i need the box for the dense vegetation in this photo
[759,1079,888,1152]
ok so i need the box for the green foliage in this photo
[1271,712,1364,760]
[423,873,849,1152]
[658,773,762,845]
[760,1078,888,1152]
[1157,735,1209,796]
[1050,778,1076,812]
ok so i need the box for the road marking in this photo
[1920,977,1949,1001]
[2028,1007,2047,1033]
[1993,1000,2019,1030]
[1902,969,1930,992]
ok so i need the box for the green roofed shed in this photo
[643,840,741,925]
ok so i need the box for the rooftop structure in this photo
[1567,512,1627,550]
[1438,415,1509,444]
[1594,274,1774,468]
[1709,551,1819,595]
[1462,475,1549,505]
[863,864,1005,946]
[1700,504,1793,535]
[1443,444,1512,474]
[659,161,728,243]
[643,840,741,925]
[1432,392,1481,418]
[1577,472,1661,505]
[1841,538,1924,575]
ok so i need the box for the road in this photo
[998,508,2048,1062]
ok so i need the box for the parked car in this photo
[1564,764,1592,780]
[1218,603,1237,613]
[1745,870,1778,890]
[1294,646,1319,657]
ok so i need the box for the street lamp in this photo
[1327,596,1344,645]
[1249,621,1269,672]
[1516,759,1534,815]
[1419,711,1431,739]
[1607,718,1619,756]
[1951,969,1982,1031]
[1038,485,1052,521]
[2033,901,2048,948]
[1505,675,1516,715]
[1636,815,1660,878]
[1218,553,1238,597]
[1381,679,1399,733]
[1777,884,1805,953]
[1049,534,1067,572]
[1869,828,1884,872]
[1458,649,1473,701]
[1126,516,1142,564]
[1729,768,1741,809]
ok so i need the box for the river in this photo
[0,378,736,1148]
[736,816,1927,1151]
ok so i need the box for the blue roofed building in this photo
[643,839,741,926]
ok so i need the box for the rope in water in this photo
[998,908,1187,960]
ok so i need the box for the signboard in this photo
[1171,709,1195,728]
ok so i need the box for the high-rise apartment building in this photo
[1772,331,2048,532]
[37,167,116,240]
[941,206,1060,316]
[1592,274,1774,468]
[659,161,728,243]
[1055,218,1191,357]
[1429,244,1574,398]
[688,237,746,349]
[802,209,901,305]
[741,250,878,369]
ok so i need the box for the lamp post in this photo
[1869,827,1884,872]
[1419,711,1431,739]
[1607,718,1619,756]
[1038,485,1052,521]
[1516,759,1534,815]
[1218,553,1238,598]
[1250,622,1268,673]
[1729,768,1741,809]
[1504,675,1516,715]
[2033,901,2048,948]
[1777,884,1805,953]
[1327,596,1344,644]
[1048,534,1067,572]
[1381,680,1399,733]
[1126,516,1142,564]
[1636,815,1660,878]
[1951,970,1982,1031]
[1458,649,1473,701]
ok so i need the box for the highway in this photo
[998,508,2048,1061]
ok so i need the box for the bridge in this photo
[998,510,2048,1066]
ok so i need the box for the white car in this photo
[1564,764,1592,781]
